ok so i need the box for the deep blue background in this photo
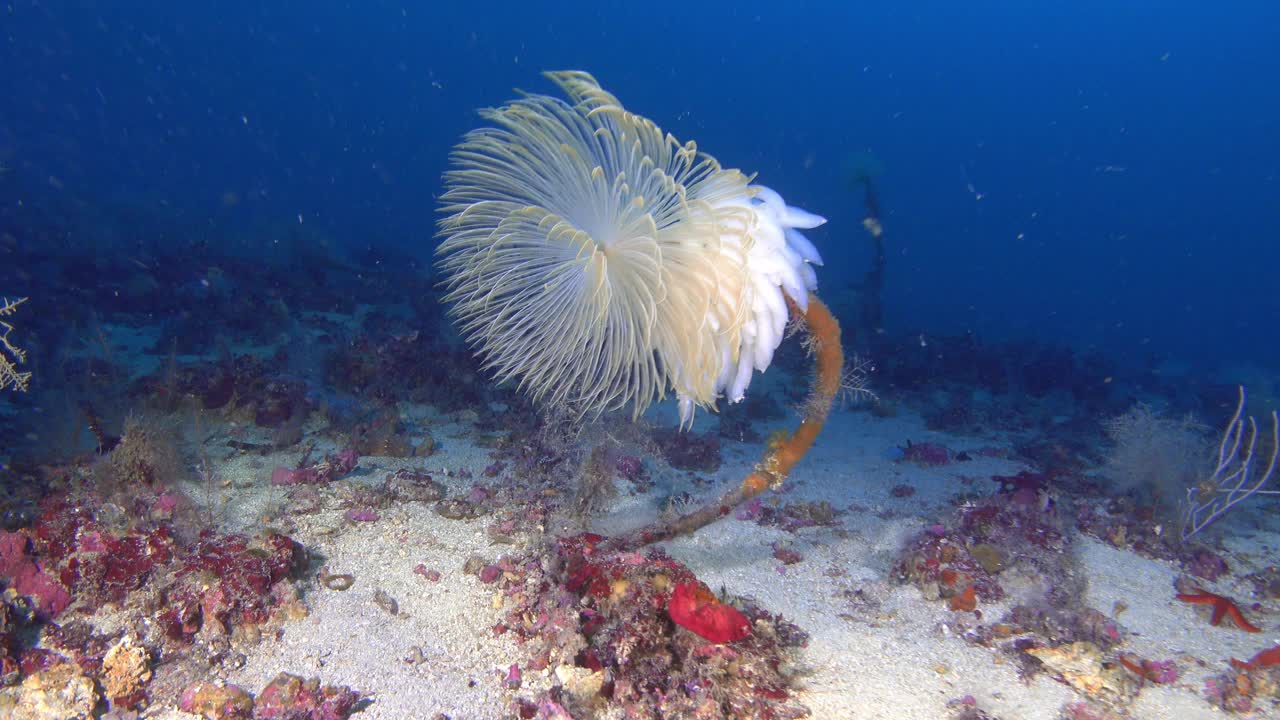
[3,1,1277,375]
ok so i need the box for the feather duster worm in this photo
[438,71,844,547]
[437,71,825,427]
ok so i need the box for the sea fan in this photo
[436,71,824,425]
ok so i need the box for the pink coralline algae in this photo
[1146,659,1180,683]
[900,440,952,466]
[1118,653,1179,684]
[271,448,359,486]
[771,544,804,566]
[945,694,1004,720]
[0,531,72,618]
[734,498,764,521]
[413,564,442,582]
[270,467,300,486]
[1203,672,1265,714]
[10,496,185,616]
[991,470,1048,507]
[342,509,379,523]
[615,454,645,483]
[153,491,180,515]
[68,526,176,606]
[1182,548,1230,582]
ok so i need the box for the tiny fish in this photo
[373,589,399,616]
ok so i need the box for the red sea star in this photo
[1176,587,1261,633]
[1231,644,1280,670]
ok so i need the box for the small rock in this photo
[101,635,152,704]
[462,555,485,576]
[1026,641,1135,703]
[435,497,485,520]
[373,589,399,615]
[321,570,355,591]
[555,665,605,707]
[383,469,445,503]
[970,543,1006,574]
[503,663,521,690]
[920,581,941,602]
[415,431,436,457]
[478,564,502,584]
[178,681,254,720]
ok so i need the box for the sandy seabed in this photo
[140,403,1274,720]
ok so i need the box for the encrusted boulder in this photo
[101,635,152,706]
[178,681,255,720]
[1026,641,1136,705]
[253,672,362,720]
[0,662,99,720]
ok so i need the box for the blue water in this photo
[2,0,1277,371]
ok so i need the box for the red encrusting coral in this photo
[62,525,175,606]
[3,493,304,661]
[492,532,809,718]
[0,487,311,716]
[160,530,303,641]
